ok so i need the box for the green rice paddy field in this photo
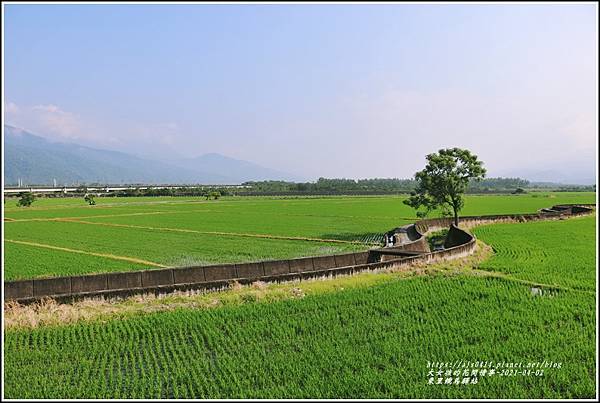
[3,200,597,399]
[3,192,596,280]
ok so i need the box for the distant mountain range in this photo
[497,168,596,186]
[3,125,300,185]
[4,125,594,187]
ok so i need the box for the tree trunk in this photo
[453,205,459,226]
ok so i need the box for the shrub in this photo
[84,194,96,205]
[16,192,35,207]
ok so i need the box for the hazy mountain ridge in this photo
[497,167,596,186]
[4,125,298,185]
[170,153,303,184]
[4,125,594,187]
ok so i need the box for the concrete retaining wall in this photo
[1,232,477,304]
[34,277,71,297]
[107,272,142,289]
[4,280,34,300]
[353,252,370,265]
[444,224,474,249]
[5,251,365,303]
[4,203,593,304]
[389,203,595,248]
[71,274,108,293]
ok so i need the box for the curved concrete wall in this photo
[387,223,431,253]
[444,224,474,249]
[390,203,595,248]
[3,203,593,304]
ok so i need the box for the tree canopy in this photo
[84,194,96,205]
[404,148,486,225]
[16,192,36,207]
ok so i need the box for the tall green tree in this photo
[404,148,486,225]
[84,193,96,205]
[16,192,36,207]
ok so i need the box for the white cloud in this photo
[30,104,82,139]
[160,134,176,146]
[164,122,179,131]
[557,113,597,153]
[5,101,19,115]
[333,85,597,178]
[32,104,61,113]
[4,101,96,144]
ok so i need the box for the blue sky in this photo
[3,3,598,182]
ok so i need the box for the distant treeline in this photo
[83,177,597,197]
[8,177,594,199]
[101,186,233,198]
[236,177,594,195]
[241,178,418,194]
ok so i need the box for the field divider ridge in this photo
[3,210,198,223]
[4,239,166,268]
[52,218,370,245]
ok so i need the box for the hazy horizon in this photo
[3,3,598,183]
